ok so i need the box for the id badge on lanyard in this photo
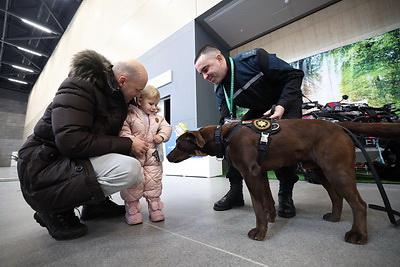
[223,57,238,124]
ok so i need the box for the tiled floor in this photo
[1,166,399,267]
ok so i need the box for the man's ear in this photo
[117,75,127,88]
[187,131,205,148]
[216,53,224,64]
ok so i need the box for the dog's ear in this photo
[187,131,206,148]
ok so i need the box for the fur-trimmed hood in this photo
[18,51,132,213]
[68,50,118,91]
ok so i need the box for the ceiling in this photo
[197,0,340,49]
[0,0,82,94]
[0,0,340,94]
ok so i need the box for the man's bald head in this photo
[113,58,147,81]
[113,58,148,103]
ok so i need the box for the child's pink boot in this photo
[147,198,165,222]
[125,200,143,225]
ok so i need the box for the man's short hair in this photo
[194,45,220,64]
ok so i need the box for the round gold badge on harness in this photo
[253,119,271,130]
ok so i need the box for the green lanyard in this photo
[223,57,235,117]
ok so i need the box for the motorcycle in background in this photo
[299,95,400,183]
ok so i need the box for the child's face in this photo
[138,96,159,115]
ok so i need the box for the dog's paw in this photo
[248,228,267,241]
[345,230,368,245]
[323,212,341,222]
[268,210,276,223]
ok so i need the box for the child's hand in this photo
[153,135,164,144]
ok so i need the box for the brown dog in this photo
[167,119,400,244]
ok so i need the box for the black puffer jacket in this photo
[17,50,132,214]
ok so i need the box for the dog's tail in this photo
[336,121,400,139]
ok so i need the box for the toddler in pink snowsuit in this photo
[119,85,172,225]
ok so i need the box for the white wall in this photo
[233,0,400,62]
[23,0,400,138]
[23,0,221,139]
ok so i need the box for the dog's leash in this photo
[338,124,400,226]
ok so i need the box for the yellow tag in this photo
[253,119,271,130]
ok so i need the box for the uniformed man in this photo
[194,45,304,218]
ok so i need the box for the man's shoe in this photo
[278,195,296,218]
[34,210,88,240]
[81,197,125,221]
[213,188,244,211]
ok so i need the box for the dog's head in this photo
[167,130,209,163]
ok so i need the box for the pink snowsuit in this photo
[119,105,172,203]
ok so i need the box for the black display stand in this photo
[343,127,400,226]
[359,146,400,226]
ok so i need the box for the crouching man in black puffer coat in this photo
[17,50,149,240]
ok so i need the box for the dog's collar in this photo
[214,123,244,160]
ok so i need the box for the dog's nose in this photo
[166,150,186,163]
[166,152,175,162]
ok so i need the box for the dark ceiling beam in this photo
[40,0,65,32]
[0,69,37,77]
[0,39,49,58]
[29,3,50,60]
[0,0,10,66]
[9,45,43,70]
[0,74,32,83]
[0,60,40,73]
[0,73,20,78]
[0,0,82,93]
[0,81,32,93]
[7,35,60,41]
[0,7,62,35]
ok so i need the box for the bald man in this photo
[18,50,149,240]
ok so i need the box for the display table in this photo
[163,155,222,178]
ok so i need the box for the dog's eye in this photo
[187,139,196,145]
[186,135,197,146]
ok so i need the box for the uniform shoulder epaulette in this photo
[240,49,257,59]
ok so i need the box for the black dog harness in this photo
[214,118,280,164]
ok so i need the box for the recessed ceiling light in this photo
[17,46,43,57]
[12,65,35,73]
[8,78,28,84]
[21,18,54,34]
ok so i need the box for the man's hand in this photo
[130,136,149,157]
[264,105,285,119]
